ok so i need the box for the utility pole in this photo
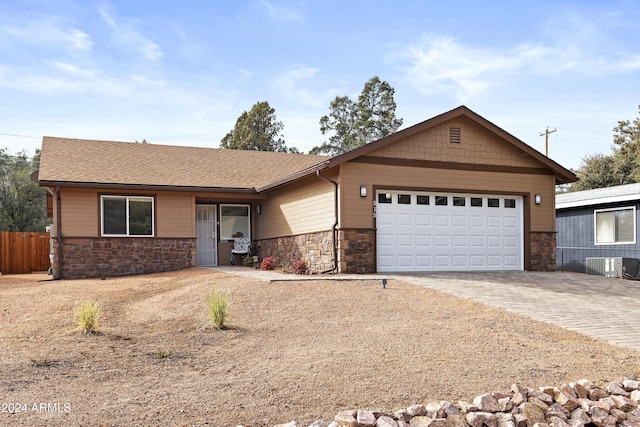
[539,127,557,157]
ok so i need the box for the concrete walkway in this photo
[211,267,640,352]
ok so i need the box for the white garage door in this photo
[376,191,523,272]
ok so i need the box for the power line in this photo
[0,132,41,139]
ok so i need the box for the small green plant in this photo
[260,256,276,271]
[205,287,231,329]
[154,349,174,359]
[74,299,102,334]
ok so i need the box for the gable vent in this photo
[449,127,461,144]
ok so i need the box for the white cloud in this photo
[392,35,550,101]
[272,65,323,107]
[258,1,302,22]
[0,18,93,51]
[392,31,640,102]
[99,9,163,61]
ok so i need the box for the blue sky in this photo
[1,1,640,170]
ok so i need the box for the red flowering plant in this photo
[260,256,276,271]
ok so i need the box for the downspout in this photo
[316,170,338,273]
[55,186,62,280]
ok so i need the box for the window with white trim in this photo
[595,207,636,245]
[101,195,154,236]
[220,204,250,240]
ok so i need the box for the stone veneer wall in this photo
[530,231,557,272]
[52,237,196,279]
[338,228,376,274]
[255,231,335,273]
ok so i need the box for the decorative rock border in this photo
[251,379,640,427]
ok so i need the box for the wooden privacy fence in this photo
[0,232,50,274]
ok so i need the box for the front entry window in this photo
[220,205,250,240]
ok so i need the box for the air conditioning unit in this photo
[585,257,640,279]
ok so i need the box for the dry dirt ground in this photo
[1,268,640,427]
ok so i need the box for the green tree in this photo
[311,76,403,155]
[0,149,48,231]
[221,101,297,152]
[569,105,640,192]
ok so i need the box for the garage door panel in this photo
[416,255,432,267]
[397,234,413,246]
[397,214,413,226]
[470,235,485,246]
[503,216,518,228]
[487,216,501,227]
[504,255,519,266]
[434,235,450,247]
[504,235,518,247]
[453,255,468,267]
[434,255,450,267]
[487,235,501,247]
[434,215,449,227]
[452,235,467,247]
[416,234,431,247]
[470,215,484,227]
[378,213,394,225]
[452,215,467,227]
[377,191,522,272]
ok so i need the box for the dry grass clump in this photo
[74,299,102,334]
[205,287,231,329]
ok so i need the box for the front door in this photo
[196,205,217,266]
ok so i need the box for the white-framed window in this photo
[101,195,154,237]
[220,204,250,240]
[594,206,636,245]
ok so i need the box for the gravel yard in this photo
[1,268,639,426]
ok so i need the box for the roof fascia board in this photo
[557,193,640,209]
[37,180,258,194]
[255,162,329,192]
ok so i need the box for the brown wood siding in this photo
[156,192,195,238]
[60,188,100,237]
[59,188,196,238]
[340,162,556,232]
[370,117,542,168]
[256,174,335,239]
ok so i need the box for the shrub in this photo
[260,256,276,271]
[205,287,231,329]
[291,259,308,275]
[74,300,102,334]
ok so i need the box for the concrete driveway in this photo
[214,266,640,352]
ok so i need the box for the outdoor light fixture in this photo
[360,185,367,197]
[256,204,262,214]
[534,194,541,205]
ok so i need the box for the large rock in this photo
[611,394,638,412]
[590,407,617,427]
[623,380,640,391]
[357,410,377,427]
[570,407,591,425]
[519,402,546,426]
[376,416,399,427]
[335,410,357,427]
[474,394,501,413]
[466,412,496,427]
[607,382,630,397]
[408,405,427,417]
[408,416,432,427]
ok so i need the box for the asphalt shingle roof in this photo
[38,137,329,190]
